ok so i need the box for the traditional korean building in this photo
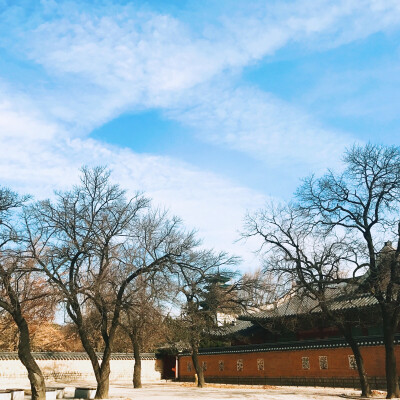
[177,267,399,389]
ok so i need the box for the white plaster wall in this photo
[0,358,162,385]
[109,359,162,382]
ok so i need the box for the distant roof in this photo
[240,282,378,323]
[213,319,255,337]
[239,242,396,324]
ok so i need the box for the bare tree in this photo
[120,275,167,388]
[244,202,372,397]
[25,167,195,399]
[234,269,280,314]
[297,144,400,398]
[0,188,46,400]
[172,249,242,387]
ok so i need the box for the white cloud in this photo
[3,0,394,169]
[301,59,400,125]
[1,0,399,267]
[23,0,400,89]
[0,85,266,268]
[166,82,355,172]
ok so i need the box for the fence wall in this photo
[0,352,162,386]
[178,337,399,389]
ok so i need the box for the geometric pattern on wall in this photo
[348,355,357,370]
[237,359,243,371]
[319,356,328,370]
[257,358,264,371]
[301,357,310,370]
[218,360,224,371]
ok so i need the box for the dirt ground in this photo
[2,380,389,400]
[105,382,385,400]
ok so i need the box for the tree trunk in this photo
[343,330,371,397]
[15,314,46,400]
[75,320,111,399]
[191,343,205,388]
[1,267,46,400]
[95,349,111,399]
[132,339,142,388]
[95,372,110,400]
[77,337,110,399]
[66,304,110,399]
[383,322,400,398]
[320,302,372,398]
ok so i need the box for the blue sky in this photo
[1,0,400,268]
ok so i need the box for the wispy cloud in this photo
[1,0,400,265]
[2,0,396,167]
[302,59,400,122]
[166,81,355,172]
[0,82,266,265]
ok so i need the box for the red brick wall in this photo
[179,345,399,378]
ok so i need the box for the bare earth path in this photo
[3,380,387,399]
[77,382,382,400]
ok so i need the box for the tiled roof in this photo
[178,334,397,356]
[0,352,156,360]
[241,243,397,324]
[241,283,378,323]
[215,320,254,336]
